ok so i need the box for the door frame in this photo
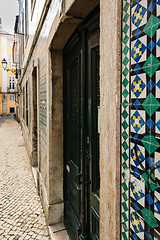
[87,22,100,240]
[63,9,100,240]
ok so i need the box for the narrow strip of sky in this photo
[0,0,19,34]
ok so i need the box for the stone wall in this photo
[100,0,121,239]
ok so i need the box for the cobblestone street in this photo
[0,118,49,240]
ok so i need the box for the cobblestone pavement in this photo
[0,118,49,240]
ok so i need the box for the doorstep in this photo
[48,222,69,240]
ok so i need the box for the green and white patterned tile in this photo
[122,73,130,104]
[122,0,130,41]
[122,38,130,73]
[121,135,129,240]
[121,2,130,239]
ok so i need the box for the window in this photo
[9,95,15,101]
[10,107,15,113]
[8,76,15,90]
[26,82,28,126]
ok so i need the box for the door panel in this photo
[64,41,82,239]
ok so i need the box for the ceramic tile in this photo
[151,1,160,22]
[123,0,131,42]
[131,72,147,99]
[121,104,130,136]
[130,142,146,170]
[131,35,147,66]
[122,73,130,104]
[130,206,146,239]
[121,135,130,167]
[156,28,160,58]
[130,103,152,140]
[148,178,160,236]
[131,109,146,135]
[156,0,160,20]
[122,39,130,73]
[131,27,160,71]
[155,111,160,135]
[131,0,148,34]
[155,69,160,98]
[121,134,130,240]
[154,190,160,223]
[121,0,160,239]
[121,166,130,216]
[144,15,160,37]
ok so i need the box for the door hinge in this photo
[87,136,89,144]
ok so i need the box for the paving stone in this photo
[0,118,50,239]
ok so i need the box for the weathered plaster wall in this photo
[100,0,121,239]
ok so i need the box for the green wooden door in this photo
[64,34,82,240]
[64,10,100,240]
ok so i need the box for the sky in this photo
[0,0,19,34]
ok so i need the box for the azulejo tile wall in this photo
[121,0,160,239]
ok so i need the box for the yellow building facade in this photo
[0,28,16,116]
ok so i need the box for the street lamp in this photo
[1,58,21,79]
[1,58,7,70]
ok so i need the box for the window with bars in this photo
[9,95,15,101]
[8,77,15,90]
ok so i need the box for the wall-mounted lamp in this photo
[1,58,21,79]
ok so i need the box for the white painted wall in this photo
[1,35,7,92]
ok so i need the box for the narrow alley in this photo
[0,118,49,240]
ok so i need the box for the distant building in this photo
[0,20,16,116]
